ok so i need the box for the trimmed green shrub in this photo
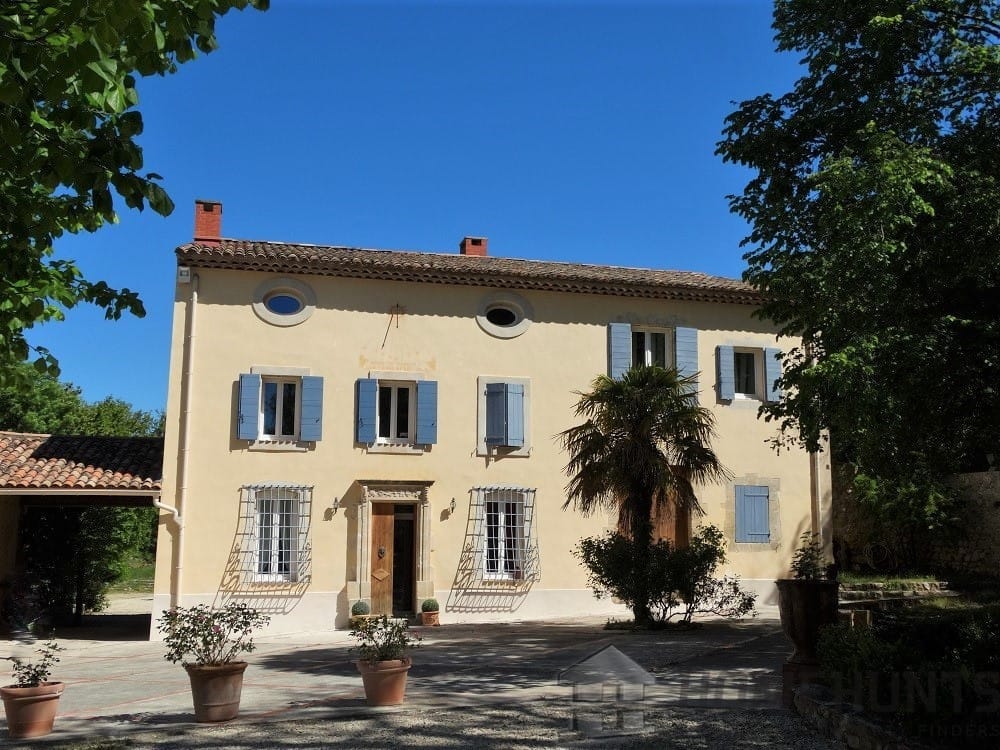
[575,525,757,627]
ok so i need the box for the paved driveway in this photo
[2,609,844,749]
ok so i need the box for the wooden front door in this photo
[371,503,394,615]
[370,503,416,616]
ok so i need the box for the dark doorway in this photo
[392,504,415,616]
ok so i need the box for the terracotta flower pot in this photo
[420,611,440,626]
[1,682,64,739]
[184,661,248,722]
[776,578,839,665]
[356,657,412,706]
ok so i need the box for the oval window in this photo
[485,305,519,327]
[252,277,315,326]
[476,292,533,339]
[264,293,304,316]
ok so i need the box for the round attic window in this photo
[476,292,533,339]
[485,305,519,328]
[252,277,316,327]
[264,292,305,316]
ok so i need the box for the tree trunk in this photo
[629,490,655,628]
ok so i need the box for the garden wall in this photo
[931,472,1000,576]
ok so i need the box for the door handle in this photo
[378,545,386,559]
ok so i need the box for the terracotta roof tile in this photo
[177,240,761,305]
[0,432,163,492]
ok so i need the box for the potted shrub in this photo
[1,641,64,739]
[157,603,270,722]
[419,598,440,626]
[349,600,374,629]
[351,615,421,706]
[776,532,839,665]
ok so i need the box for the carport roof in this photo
[0,432,163,492]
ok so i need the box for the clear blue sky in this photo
[30,1,801,415]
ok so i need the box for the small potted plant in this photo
[351,615,421,706]
[157,603,270,722]
[776,531,839,665]
[349,600,374,629]
[1,641,64,739]
[419,598,440,626]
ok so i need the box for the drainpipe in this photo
[170,273,198,607]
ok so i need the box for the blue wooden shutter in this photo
[237,374,261,440]
[299,376,323,442]
[735,485,770,543]
[764,347,782,403]
[717,345,735,401]
[415,380,438,445]
[607,323,631,379]
[485,383,526,448]
[355,378,377,444]
[485,383,507,445]
[674,327,699,393]
[506,383,525,448]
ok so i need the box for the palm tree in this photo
[560,365,730,626]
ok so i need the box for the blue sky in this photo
[30,1,801,415]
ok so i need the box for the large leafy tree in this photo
[0,0,267,387]
[717,1,1000,544]
[560,366,729,626]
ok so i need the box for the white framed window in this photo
[262,377,300,440]
[237,369,323,444]
[471,486,539,582]
[377,381,416,443]
[631,328,673,368]
[717,345,782,404]
[240,483,312,583]
[733,348,763,399]
[356,376,437,449]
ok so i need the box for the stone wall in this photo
[793,683,934,750]
[931,472,1000,576]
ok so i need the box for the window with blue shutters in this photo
[716,346,783,403]
[478,377,531,456]
[485,383,525,448]
[237,371,323,444]
[735,485,771,543]
[356,377,438,447]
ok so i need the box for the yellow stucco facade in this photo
[152,255,832,634]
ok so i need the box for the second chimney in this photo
[194,199,223,245]
[459,236,488,256]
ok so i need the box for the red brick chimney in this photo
[194,199,222,245]
[459,236,488,256]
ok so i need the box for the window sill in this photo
[731,541,780,553]
[248,440,310,452]
[366,443,428,455]
[477,445,531,458]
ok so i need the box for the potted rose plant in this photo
[352,616,421,706]
[419,598,440,627]
[1,641,64,739]
[157,603,270,722]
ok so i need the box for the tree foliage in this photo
[560,366,730,625]
[717,1,1000,534]
[0,0,267,387]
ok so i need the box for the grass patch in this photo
[839,572,943,586]
[108,556,154,593]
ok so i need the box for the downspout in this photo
[170,273,198,607]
